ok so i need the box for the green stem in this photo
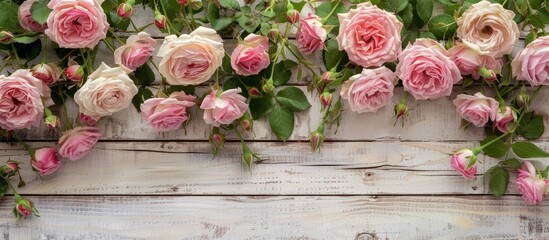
[58,85,73,130]
[108,28,125,44]
[102,39,116,53]
[0,56,11,73]
[474,131,511,154]
[42,36,47,63]
[1,175,18,194]
[10,44,23,68]
[12,132,35,157]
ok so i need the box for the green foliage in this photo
[480,136,508,158]
[428,14,457,40]
[416,0,433,23]
[30,0,52,25]
[132,64,155,85]
[249,96,275,119]
[272,60,297,86]
[0,0,21,32]
[269,106,294,141]
[132,86,153,112]
[276,87,311,112]
[512,142,549,158]
[488,166,509,196]
[517,112,545,140]
[324,39,349,71]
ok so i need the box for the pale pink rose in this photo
[58,126,101,161]
[340,67,397,113]
[10,69,54,107]
[158,27,224,85]
[457,0,519,57]
[79,113,99,125]
[448,42,502,80]
[516,161,549,205]
[495,106,516,133]
[396,38,462,100]
[18,0,48,32]
[31,63,62,85]
[140,91,196,131]
[0,72,44,130]
[297,14,327,54]
[450,149,477,180]
[512,36,549,86]
[114,32,157,70]
[337,2,402,67]
[453,92,499,127]
[32,147,61,175]
[45,0,109,49]
[74,63,138,119]
[200,88,248,127]
[230,34,270,76]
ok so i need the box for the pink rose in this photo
[65,64,84,82]
[19,0,48,32]
[495,106,516,133]
[200,88,248,127]
[31,63,62,85]
[230,34,270,76]
[141,91,196,131]
[450,149,477,180]
[448,42,502,80]
[516,161,549,205]
[58,126,101,161]
[340,67,397,113]
[453,93,499,127]
[396,38,462,100]
[512,36,549,86]
[114,32,157,70]
[32,147,61,175]
[337,2,402,67]
[45,0,109,49]
[79,113,99,125]
[297,14,327,54]
[0,71,44,130]
[10,69,54,107]
[158,27,224,85]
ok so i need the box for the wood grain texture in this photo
[1,195,548,239]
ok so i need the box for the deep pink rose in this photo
[141,91,196,131]
[31,63,62,85]
[495,106,516,133]
[32,147,61,175]
[45,0,109,49]
[10,69,54,107]
[448,42,502,80]
[114,32,157,70]
[58,126,101,161]
[297,14,327,54]
[19,0,48,32]
[340,67,396,113]
[337,2,402,67]
[230,34,270,76]
[200,88,248,127]
[396,38,462,100]
[453,93,499,127]
[0,71,44,130]
[512,36,549,86]
[450,149,477,180]
[516,161,549,205]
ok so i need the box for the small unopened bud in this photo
[310,130,324,152]
[178,0,189,6]
[286,9,300,23]
[320,92,333,108]
[117,3,133,19]
[154,12,166,29]
[241,112,253,132]
[209,132,225,155]
[0,160,19,177]
[517,87,531,110]
[248,87,261,97]
[263,80,275,94]
[269,27,279,40]
[14,195,36,218]
[479,67,497,83]
[44,115,59,129]
[321,71,332,84]
[0,31,13,44]
[65,65,84,82]
[393,102,409,127]
[190,0,203,10]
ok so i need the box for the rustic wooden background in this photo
[2,5,549,239]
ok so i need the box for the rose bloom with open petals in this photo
[456,0,519,57]
[200,88,248,127]
[19,0,48,32]
[453,92,499,127]
[158,27,224,85]
[141,91,196,131]
[340,67,397,113]
[297,14,327,54]
[58,126,101,161]
[0,72,44,130]
[32,147,61,175]
[516,161,549,205]
[512,36,549,86]
[114,32,157,70]
[495,106,516,133]
[230,34,270,76]
[74,63,138,120]
[396,38,462,100]
[337,2,402,68]
[448,42,502,80]
[450,149,477,180]
[45,0,109,48]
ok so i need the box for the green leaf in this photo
[132,86,153,112]
[419,31,437,39]
[133,64,155,85]
[399,3,413,28]
[269,106,294,141]
[428,14,457,40]
[323,38,348,70]
[236,14,260,33]
[480,135,508,158]
[315,1,347,26]
[489,167,509,196]
[12,36,39,44]
[222,54,233,74]
[276,86,311,112]
[212,17,234,31]
[249,96,275,119]
[517,112,544,140]
[219,0,240,9]
[206,2,219,22]
[30,0,52,25]
[416,0,433,23]
[272,60,297,86]
[0,0,20,32]
[502,158,521,170]
[0,178,7,198]
[512,142,549,158]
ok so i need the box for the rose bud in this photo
[190,0,203,10]
[14,197,33,218]
[80,113,99,126]
[269,27,279,40]
[32,63,62,85]
[117,3,133,19]
[310,129,324,152]
[178,0,189,6]
[32,147,61,175]
[479,67,497,83]
[248,87,261,97]
[320,91,333,108]
[286,9,300,23]
[450,148,478,180]
[516,86,531,110]
[241,112,253,132]
[321,71,333,84]
[154,12,166,29]
[0,160,20,177]
[393,101,409,127]
[262,80,275,94]
[44,115,59,129]
[0,31,13,44]
[495,106,516,133]
[516,161,549,205]
[65,64,84,82]
[209,132,225,155]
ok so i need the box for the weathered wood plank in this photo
[1,195,547,239]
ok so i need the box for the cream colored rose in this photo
[456,0,519,57]
[74,63,138,119]
[157,27,224,85]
